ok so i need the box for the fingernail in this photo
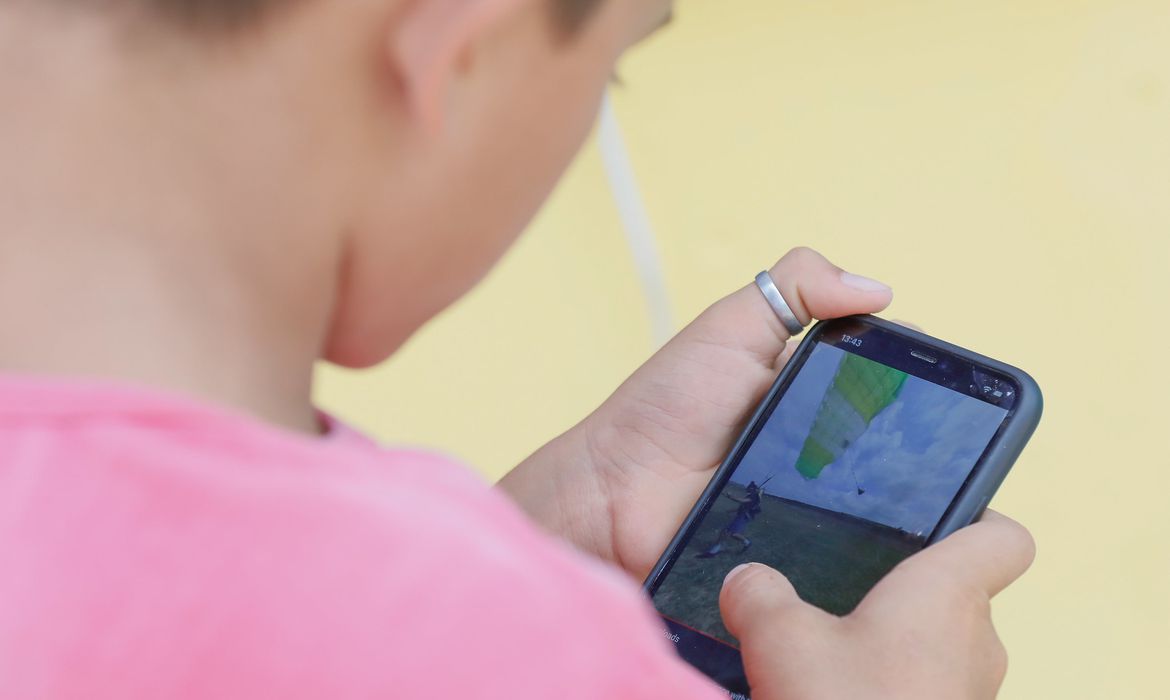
[724,563,753,586]
[840,271,891,293]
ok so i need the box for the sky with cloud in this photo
[730,343,1007,535]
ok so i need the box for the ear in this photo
[390,0,531,135]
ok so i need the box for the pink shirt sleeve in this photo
[0,378,725,699]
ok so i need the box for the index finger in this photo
[892,510,1036,599]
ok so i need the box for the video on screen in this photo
[652,342,1008,646]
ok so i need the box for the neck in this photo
[0,12,346,435]
[0,239,333,435]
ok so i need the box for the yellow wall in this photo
[317,1,1170,697]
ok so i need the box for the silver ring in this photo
[755,271,806,336]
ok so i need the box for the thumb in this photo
[719,563,809,644]
[680,248,893,369]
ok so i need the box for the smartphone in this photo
[643,315,1042,698]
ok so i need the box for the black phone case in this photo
[642,315,1043,693]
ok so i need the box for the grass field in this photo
[654,483,925,645]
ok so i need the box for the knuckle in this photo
[927,569,992,622]
[976,625,1011,690]
[954,580,993,618]
[990,637,1010,682]
[780,246,820,268]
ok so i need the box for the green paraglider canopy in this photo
[794,353,908,480]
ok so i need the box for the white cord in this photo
[597,94,675,347]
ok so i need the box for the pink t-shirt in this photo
[0,377,723,699]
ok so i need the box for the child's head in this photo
[4,0,671,368]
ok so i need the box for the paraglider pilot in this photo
[696,481,763,558]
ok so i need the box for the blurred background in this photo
[317,0,1170,697]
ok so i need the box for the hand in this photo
[500,247,893,579]
[721,511,1036,700]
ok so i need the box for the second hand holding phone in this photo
[643,315,1042,698]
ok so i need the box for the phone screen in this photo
[647,323,1018,696]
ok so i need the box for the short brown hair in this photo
[72,0,605,34]
[551,0,604,32]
